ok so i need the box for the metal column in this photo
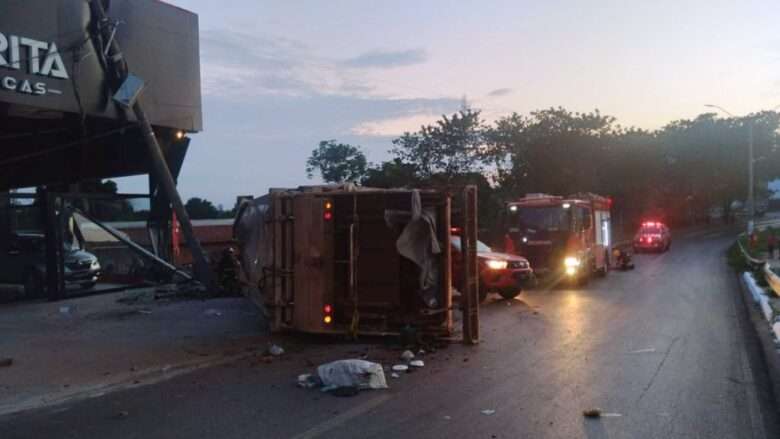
[88,0,213,288]
[461,185,479,344]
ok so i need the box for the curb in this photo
[737,272,780,427]
[0,350,258,418]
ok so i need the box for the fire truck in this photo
[502,193,612,284]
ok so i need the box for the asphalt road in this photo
[2,227,778,438]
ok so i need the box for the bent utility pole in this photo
[88,0,213,288]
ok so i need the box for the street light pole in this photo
[748,121,754,227]
[704,104,754,233]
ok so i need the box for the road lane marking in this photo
[290,393,393,439]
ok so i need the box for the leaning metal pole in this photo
[88,0,213,288]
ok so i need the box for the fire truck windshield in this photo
[513,206,571,232]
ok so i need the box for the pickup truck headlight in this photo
[486,260,508,270]
[564,257,581,268]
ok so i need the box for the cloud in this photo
[487,88,513,97]
[199,29,373,98]
[343,49,428,69]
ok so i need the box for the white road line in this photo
[290,394,393,439]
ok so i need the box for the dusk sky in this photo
[138,0,780,207]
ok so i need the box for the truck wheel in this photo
[499,288,521,300]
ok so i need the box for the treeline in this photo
[306,107,780,231]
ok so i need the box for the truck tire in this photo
[499,288,521,300]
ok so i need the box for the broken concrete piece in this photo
[392,364,409,372]
[400,350,415,361]
[268,345,284,356]
[409,360,424,368]
[481,409,496,416]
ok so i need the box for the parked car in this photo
[633,221,671,253]
[0,232,101,298]
[450,232,535,301]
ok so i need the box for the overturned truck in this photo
[235,185,479,339]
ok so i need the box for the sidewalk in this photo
[0,290,270,416]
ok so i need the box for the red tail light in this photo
[323,304,333,324]
[323,200,334,221]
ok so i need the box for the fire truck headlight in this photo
[486,260,508,270]
[565,266,577,276]
[564,257,581,268]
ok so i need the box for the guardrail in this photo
[765,264,780,299]
[737,233,780,298]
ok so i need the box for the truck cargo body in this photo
[247,187,454,336]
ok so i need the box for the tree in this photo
[391,109,486,182]
[361,159,420,188]
[185,197,220,219]
[306,140,368,183]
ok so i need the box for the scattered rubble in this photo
[268,345,284,356]
[391,373,400,379]
[583,408,602,418]
[392,365,409,372]
[481,409,496,416]
[400,350,415,361]
[203,309,223,317]
[114,411,129,420]
[409,360,424,368]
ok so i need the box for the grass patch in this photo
[739,226,778,260]
[727,241,750,272]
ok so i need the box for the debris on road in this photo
[59,306,72,314]
[391,373,400,379]
[0,358,13,368]
[317,359,388,393]
[583,408,602,418]
[409,360,425,368]
[392,364,409,372]
[297,374,321,389]
[400,350,415,361]
[203,309,223,317]
[137,309,153,315]
[114,411,129,420]
[629,348,656,354]
[268,344,284,356]
[481,409,496,416]
[443,415,452,420]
